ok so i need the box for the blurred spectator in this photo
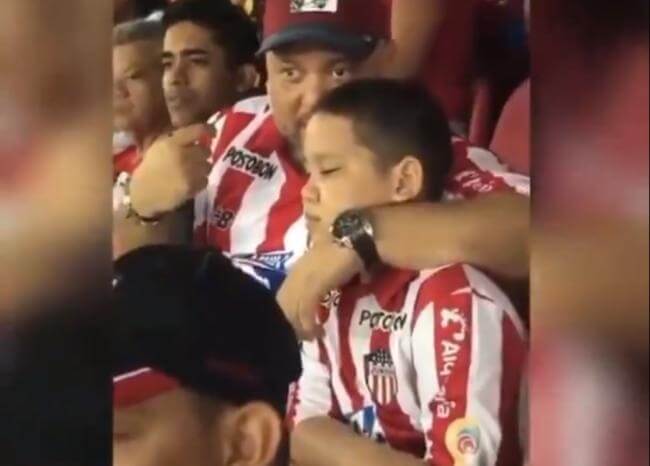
[389,0,528,135]
[0,0,111,321]
[113,18,171,178]
[1,1,111,465]
[162,0,260,128]
[112,245,301,466]
[532,0,648,464]
[287,79,526,466]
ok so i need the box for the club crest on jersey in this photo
[290,0,338,13]
[364,349,398,406]
[445,418,482,465]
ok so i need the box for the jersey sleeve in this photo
[445,138,530,199]
[410,264,526,466]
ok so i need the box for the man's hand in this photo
[130,124,214,218]
[277,242,363,341]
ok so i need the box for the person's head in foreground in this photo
[113,18,171,145]
[112,245,301,466]
[162,0,260,127]
[301,78,453,242]
[260,0,392,153]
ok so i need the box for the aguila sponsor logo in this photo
[439,307,469,378]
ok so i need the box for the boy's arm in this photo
[411,265,527,465]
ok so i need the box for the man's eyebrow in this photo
[180,48,209,57]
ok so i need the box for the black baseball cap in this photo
[112,245,301,413]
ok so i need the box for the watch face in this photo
[332,211,365,240]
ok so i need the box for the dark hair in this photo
[314,79,454,202]
[130,0,168,18]
[162,0,260,68]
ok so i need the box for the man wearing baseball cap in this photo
[112,245,301,466]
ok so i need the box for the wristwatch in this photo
[117,172,162,225]
[330,209,380,271]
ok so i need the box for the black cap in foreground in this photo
[112,245,301,412]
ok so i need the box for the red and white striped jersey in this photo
[194,96,529,290]
[288,263,527,466]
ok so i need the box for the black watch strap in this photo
[352,232,380,271]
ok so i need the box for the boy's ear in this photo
[390,156,424,202]
[220,401,283,466]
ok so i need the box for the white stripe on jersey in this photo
[465,269,504,466]
[466,146,530,196]
[345,293,376,410]
[392,271,435,432]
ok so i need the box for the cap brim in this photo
[258,23,378,59]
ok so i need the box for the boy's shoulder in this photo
[338,263,514,319]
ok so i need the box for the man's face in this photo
[163,22,238,127]
[114,389,220,466]
[266,45,378,152]
[301,113,397,241]
[113,40,168,134]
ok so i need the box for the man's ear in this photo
[235,64,260,94]
[221,401,283,466]
[390,155,424,202]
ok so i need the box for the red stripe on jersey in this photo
[253,122,306,253]
[496,314,526,466]
[368,274,424,456]
[371,268,419,310]
[413,265,473,465]
[207,168,255,251]
[211,111,256,164]
[338,289,365,412]
[286,380,300,430]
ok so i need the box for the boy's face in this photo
[114,389,220,466]
[114,387,285,466]
[302,113,408,242]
